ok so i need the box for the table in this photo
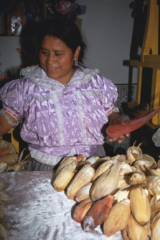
[0,171,123,240]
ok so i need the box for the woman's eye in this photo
[41,50,47,54]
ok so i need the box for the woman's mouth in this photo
[48,67,57,71]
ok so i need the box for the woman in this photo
[0,19,129,170]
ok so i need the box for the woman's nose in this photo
[46,53,56,63]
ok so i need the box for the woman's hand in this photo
[108,133,130,143]
[107,112,130,143]
[0,113,16,137]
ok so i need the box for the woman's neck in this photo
[59,66,78,85]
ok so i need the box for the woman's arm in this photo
[108,112,121,125]
[0,114,17,137]
[107,112,129,143]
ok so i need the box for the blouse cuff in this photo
[106,106,119,116]
[0,109,20,129]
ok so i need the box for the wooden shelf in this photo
[130,59,160,69]
[144,54,160,63]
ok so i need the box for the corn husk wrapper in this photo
[0,191,11,201]
[127,171,146,185]
[146,176,160,195]
[142,154,157,164]
[116,154,127,162]
[151,212,160,240]
[56,156,78,175]
[111,154,123,161]
[0,154,18,164]
[151,197,160,219]
[0,163,7,173]
[148,168,160,176]
[103,199,130,237]
[75,182,92,202]
[121,225,130,240]
[92,161,113,182]
[0,201,3,219]
[91,156,111,169]
[53,162,77,192]
[113,188,130,203]
[0,139,16,154]
[130,187,151,226]
[76,154,87,162]
[66,165,95,200]
[85,156,99,165]
[134,159,157,172]
[72,198,93,223]
[8,159,29,172]
[118,162,133,176]
[0,223,7,240]
[0,148,11,158]
[126,144,142,165]
[90,163,120,201]
[117,175,129,189]
[127,214,150,240]
[82,195,114,232]
[0,183,6,189]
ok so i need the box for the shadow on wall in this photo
[19,21,43,68]
[129,0,148,61]
[123,0,148,103]
[0,21,42,88]
[0,22,43,152]
[0,67,21,87]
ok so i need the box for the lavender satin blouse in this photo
[0,65,118,157]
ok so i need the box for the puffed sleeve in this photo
[101,76,119,115]
[0,79,25,127]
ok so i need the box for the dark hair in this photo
[39,18,86,64]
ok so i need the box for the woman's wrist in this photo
[111,118,121,123]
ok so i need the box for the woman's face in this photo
[39,35,80,84]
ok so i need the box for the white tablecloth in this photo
[0,171,123,240]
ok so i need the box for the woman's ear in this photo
[74,46,81,61]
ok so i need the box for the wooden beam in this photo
[141,0,158,61]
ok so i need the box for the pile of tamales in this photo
[53,143,160,240]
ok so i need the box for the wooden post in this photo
[136,66,143,106]
[141,0,159,61]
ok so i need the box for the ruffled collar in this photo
[20,65,100,91]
